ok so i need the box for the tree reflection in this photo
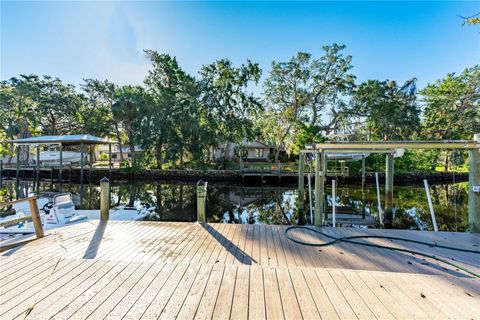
[0,180,469,231]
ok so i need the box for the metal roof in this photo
[5,135,114,146]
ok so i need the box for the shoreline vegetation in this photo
[1,167,468,186]
[1,45,478,173]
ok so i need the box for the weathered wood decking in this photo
[1,221,479,319]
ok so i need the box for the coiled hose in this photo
[285,226,480,278]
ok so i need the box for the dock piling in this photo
[314,151,325,226]
[28,197,44,239]
[197,180,207,223]
[384,153,394,227]
[423,179,438,231]
[332,179,336,227]
[100,177,110,220]
[468,133,480,232]
[298,153,305,222]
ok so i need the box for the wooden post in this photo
[196,180,207,223]
[59,143,63,190]
[423,179,438,232]
[50,167,54,190]
[89,145,93,182]
[80,142,84,185]
[332,179,336,227]
[375,172,383,225]
[468,133,480,232]
[36,145,40,183]
[108,143,112,181]
[15,145,20,199]
[314,151,325,226]
[361,154,366,218]
[28,198,44,239]
[384,153,394,228]
[298,152,305,222]
[0,159,3,188]
[100,177,110,220]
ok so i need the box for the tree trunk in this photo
[443,151,449,172]
[114,124,124,161]
[7,143,14,163]
[129,142,135,167]
[156,144,163,169]
[275,147,280,163]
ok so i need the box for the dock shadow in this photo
[82,220,108,259]
[200,223,257,265]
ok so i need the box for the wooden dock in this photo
[1,221,479,319]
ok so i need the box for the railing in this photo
[240,162,297,173]
[0,196,45,239]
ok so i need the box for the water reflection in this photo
[0,179,469,231]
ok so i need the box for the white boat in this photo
[0,193,154,236]
[37,151,85,164]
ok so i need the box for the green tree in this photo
[112,85,152,167]
[143,51,199,168]
[420,65,480,170]
[262,44,355,160]
[0,75,83,162]
[199,58,262,160]
[350,79,420,141]
[82,79,124,161]
[34,76,83,135]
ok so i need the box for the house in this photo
[96,145,144,162]
[214,139,285,162]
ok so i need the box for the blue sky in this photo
[1,1,479,91]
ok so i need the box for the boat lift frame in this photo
[298,135,480,232]
[2,135,115,196]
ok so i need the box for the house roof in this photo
[241,140,270,148]
[6,135,114,146]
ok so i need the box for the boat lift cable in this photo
[285,226,480,278]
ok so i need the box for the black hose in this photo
[285,226,480,278]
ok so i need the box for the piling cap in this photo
[100,176,109,183]
[197,180,206,186]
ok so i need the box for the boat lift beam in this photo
[300,136,480,231]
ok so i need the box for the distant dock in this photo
[1,221,479,319]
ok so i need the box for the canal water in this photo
[0,179,470,232]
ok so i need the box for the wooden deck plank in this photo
[341,269,396,320]
[302,267,340,320]
[140,263,191,319]
[362,271,432,319]
[20,259,113,319]
[122,262,179,319]
[391,272,473,319]
[212,264,237,320]
[52,262,132,319]
[248,265,266,320]
[275,267,303,319]
[165,263,213,319]
[0,221,478,320]
[314,268,359,319]
[328,268,377,319]
[97,262,166,319]
[67,262,143,319]
[288,267,321,319]
[263,266,285,320]
[271,224,287,266]
[250,224,261,265]
[199,223,227,265]
[193,263,225,320]
[230,265,250,320]
[86,262,154,319]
